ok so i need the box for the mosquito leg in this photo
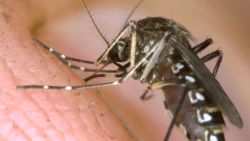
[201,50,223,76]
[84,68,126,82]
[16,65,128,90]
[192,38,213,54]
[164,86,188,141]
[84,74,106,82]
[34,38,94,64]
[140,88,153,100]
[34,38,121,73]
[130,23,137,67]
[113,62,130,72]
[17,32,171,90]
[83,62,129,82]
[83,71,125,82]
[69,63,120,73]
[105,62,130,78]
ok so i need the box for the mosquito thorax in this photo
[127,17,193,82]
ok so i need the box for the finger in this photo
[0,1,133,141]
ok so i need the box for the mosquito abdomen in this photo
[163,85,225,141]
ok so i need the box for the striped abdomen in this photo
[162,52,225,141]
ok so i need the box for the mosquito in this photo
[17,0,243,141]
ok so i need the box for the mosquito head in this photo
[107,38,130,62]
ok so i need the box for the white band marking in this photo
[65,86,72,90]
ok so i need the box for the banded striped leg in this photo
[201,50,223,76]
[34,38,119,74]
[17,32,171,90]
[84,63,130,82]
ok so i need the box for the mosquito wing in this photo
[169,39,243,128]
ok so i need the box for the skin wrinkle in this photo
[34,40,82,87]
[90,106,116,140]
[78,93,105,141]
[78,107,94,141]
[29,95,54,129]
[51,96,80,140]
[36,47,64,84]
[64,110,83,141]
[16,40,88,140]
[0,97,13,140]
[24,46,60,85]
[15,39,126,140]
[29,93,64,141]
[19,89,61,140]
[80,102,105,141]
[0,61,31,140]
[88,104,111,140]
[73,97,93,140]
[2,52,65,141]
[79,105,97,141]
[8,110,34,141]
[38,90,89,140]
[79,93,123,141]
[33,91,81,140]
[41,90,76,139]
[0,60,51,141]
[15,37,126,140]
[0,1,54,140]
[25,46,54,83]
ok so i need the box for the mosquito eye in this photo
[117,41,126,49]
[117,40,127,61]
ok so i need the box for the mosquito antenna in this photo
[164,88,188,141]
[81,0,109,45]
[121,0,144,29]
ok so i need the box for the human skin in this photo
[0,1,133,141]
[0,0,249,141]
